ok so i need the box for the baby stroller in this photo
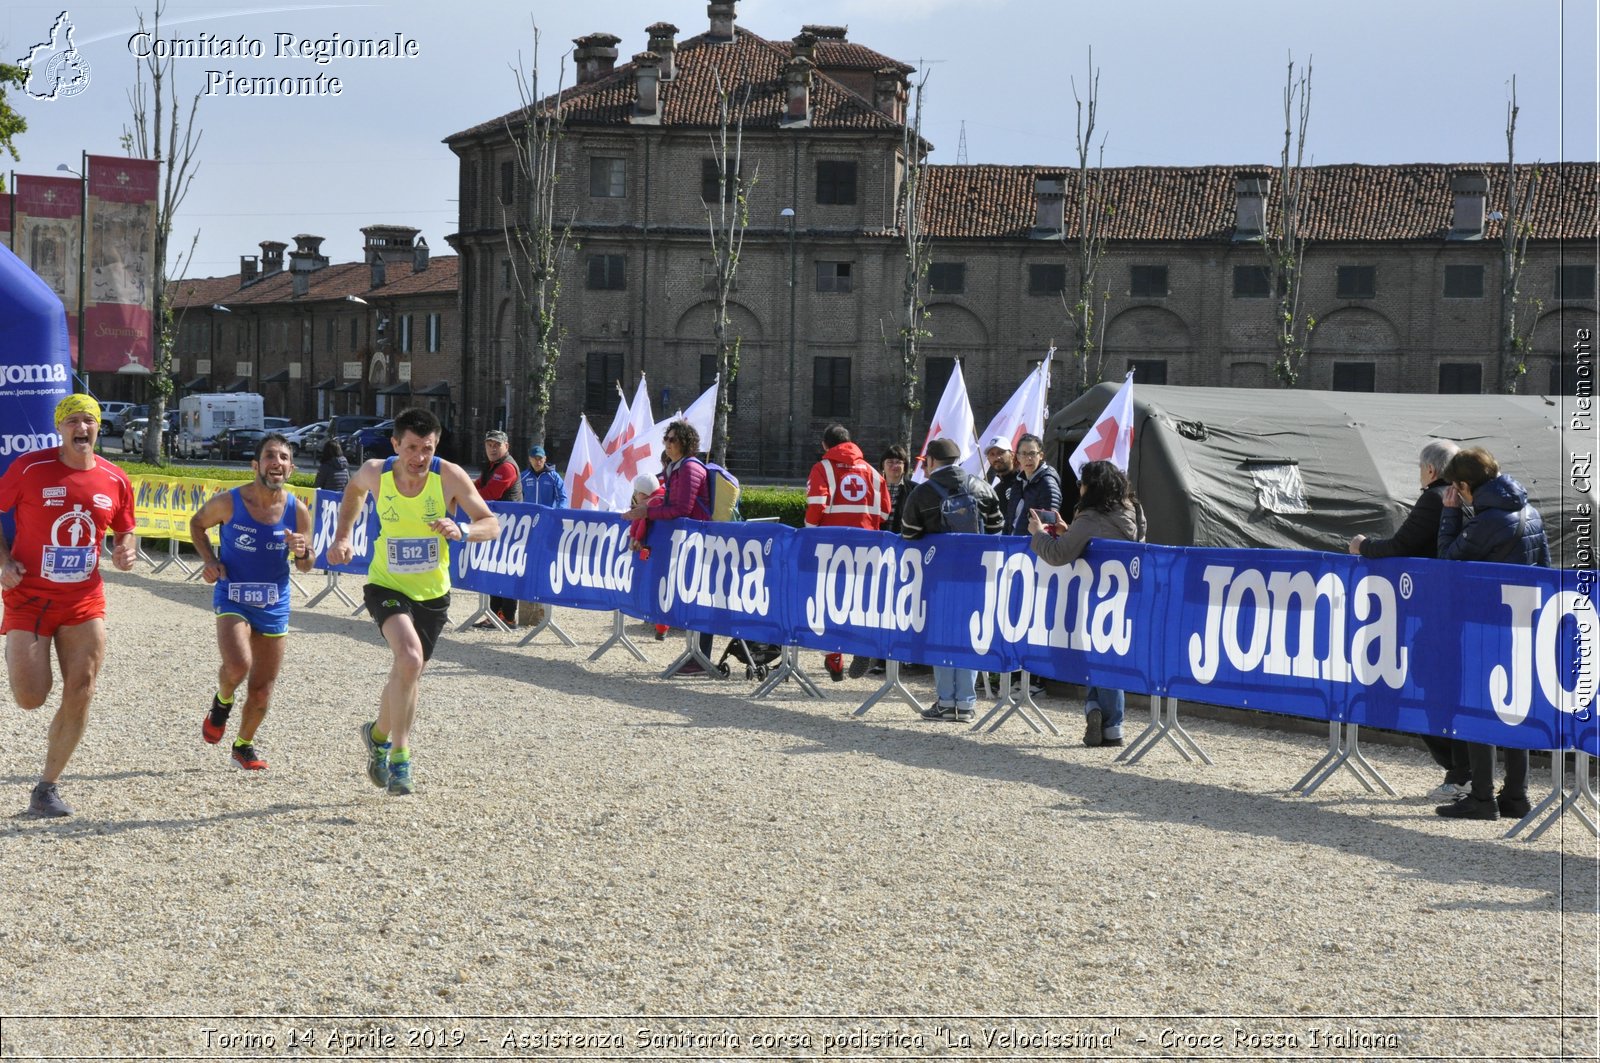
[716,637,783,680]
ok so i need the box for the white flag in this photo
[963,349,1053,477]
[912,360,978,483]
[679,375,718,453]
[598,382,631,458]
[1068,370,1136,475]
[563,415,610,510]
[603,381,665,508]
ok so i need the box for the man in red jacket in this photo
[804,423,891,680]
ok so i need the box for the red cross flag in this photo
[1068,370,1136,475]
[912,360,978,483]
[962,348,1053,478]
[564,415,607,510]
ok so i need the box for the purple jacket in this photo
[648,456,711,521]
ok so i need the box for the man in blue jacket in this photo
[520,444,568,507]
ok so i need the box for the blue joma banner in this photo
[311,495,1600,756]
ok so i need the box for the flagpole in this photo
[76,151,87,396]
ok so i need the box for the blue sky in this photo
[5,0,1595,277]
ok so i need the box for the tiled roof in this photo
[445,26,907,142]
[919,163,1598,242]
[168,256,458,310]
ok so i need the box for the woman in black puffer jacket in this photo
[1434,446,1551,824]
[313,440,350,493]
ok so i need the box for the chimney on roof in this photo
[413,236,429,273]
[260,240,287,276]
[791,31,816,64]
[240,254,259,285]
[1033,174,1066,236]
[288,234,329,273]
[783,56,813,125]
[1233,173,1269,240]
[293,272,309,297]
[633,52,662,118]
[646,22,678,80]
[1449,171,1490,240]
[802,24,848,41]
[873,67,906,122]
[369,248,386,289]
[573,33,621,85]
[707,1,737,42]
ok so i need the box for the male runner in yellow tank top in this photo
[327,407,499,795]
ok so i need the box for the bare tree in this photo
[501,25,570,450]
[890,71,931,454]
[1496,75,1541,393]
[124,0,201,464]
[1064,51,1112,398]
[1267,54,1315,387]
[703,66,756,467]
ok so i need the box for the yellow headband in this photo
[55,394,102,426]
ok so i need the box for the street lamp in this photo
[780,207,797,473]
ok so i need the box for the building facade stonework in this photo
[444,6,1595,478]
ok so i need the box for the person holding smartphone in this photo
[1009,433,1063,535]
[1028,460,1146,747]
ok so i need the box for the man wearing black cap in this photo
[900,436,1002,722]
[521,444,567,508]
[474,430,522,626]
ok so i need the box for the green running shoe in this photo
[360,721,390,788]
[386,758,414,796]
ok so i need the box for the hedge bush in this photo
[739,485,806,527]
[116,461,317,488]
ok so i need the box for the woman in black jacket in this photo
[1009,433,1063,535]
[313,440,349,492]
[1350,438,1470,798]
[1434,446,1551,823]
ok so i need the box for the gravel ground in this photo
[0,563,1596,1061]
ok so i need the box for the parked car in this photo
[328,414,386,450]
[264,416,293,431]
[121,417,148,454]
[120,411,178,457]
[347,419,396,462]
[99,401,137,434]
[208,427,269,462]
[281,420,329,454]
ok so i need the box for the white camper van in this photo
[177,393,264,459]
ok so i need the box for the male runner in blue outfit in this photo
[188,434,314,770]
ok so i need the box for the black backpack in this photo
[927,474,983,534]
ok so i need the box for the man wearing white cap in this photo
[0,394,138,817]
[983,434,1023,527]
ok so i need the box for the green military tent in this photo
[1046,383,1592,566]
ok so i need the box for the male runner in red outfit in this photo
[0,394,137,817]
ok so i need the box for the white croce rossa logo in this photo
[1187,565,1408,689]
[548,516,634,595]
[1491,585,1599,725]
[658,527,770,615]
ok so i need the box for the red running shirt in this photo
[0,451,136,603]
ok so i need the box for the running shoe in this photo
[386,758,414,796]
[28,781,72,818]
[202,695,231,744]
[230,743,268,771]
[361,721,390,788]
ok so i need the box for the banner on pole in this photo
[83,155,158,374]
[13,174,83,366]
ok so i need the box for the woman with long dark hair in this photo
[1027,460,1146,747]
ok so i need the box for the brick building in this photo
[443,2,1596,478]
[166,225,460,432]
